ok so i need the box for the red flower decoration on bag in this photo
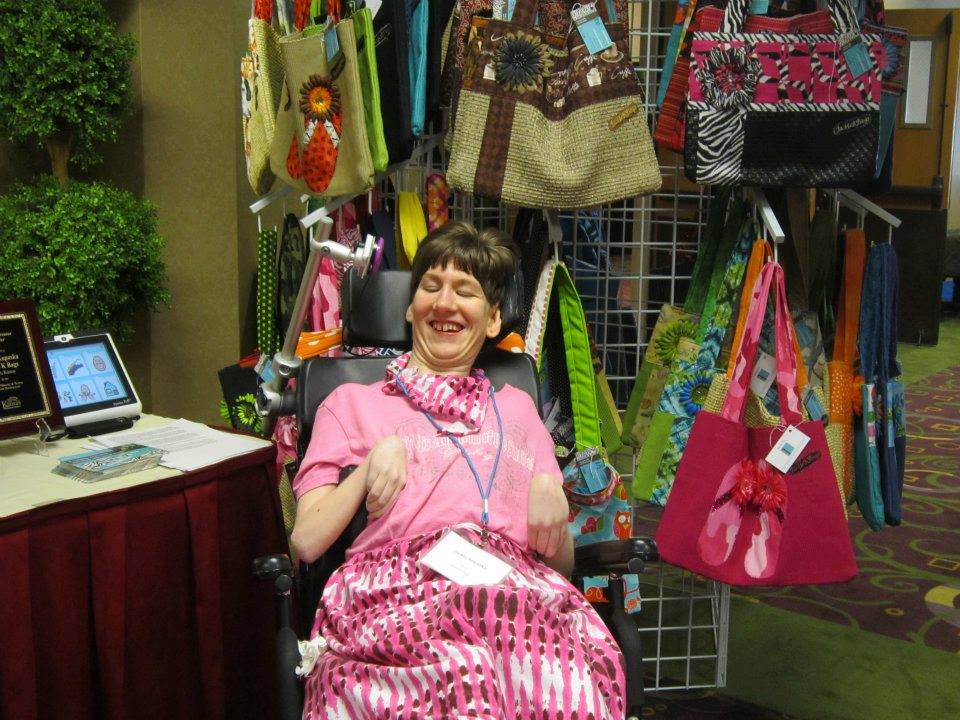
[753,461,788,517]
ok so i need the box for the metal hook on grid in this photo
[543,208,563,263]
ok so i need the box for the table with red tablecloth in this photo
[0,420,287,720]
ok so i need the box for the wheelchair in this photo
[253,267,659,720]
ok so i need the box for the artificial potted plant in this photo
[0,0,168,339]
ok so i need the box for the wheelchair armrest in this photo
[574,537,659,577]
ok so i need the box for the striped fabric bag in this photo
[683,0,884,187]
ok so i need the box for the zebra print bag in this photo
[683,0,883,188]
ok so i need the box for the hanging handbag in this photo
[525,259,603,453]
[351,6,390,172]
[633,216,753,506]
[621,188,734,449]
[243,0,285,194]
[683,0,884,187]
[256,224,281,356]
[653,3,836,154]
[857,242,905,527]
[564,454,632,546]
[656,262,857,587]
[372,0,415,163]
[407,0,430,136]
[270,16,374,195]
[827,229,867,504]
[447,0,661,208]
[276,213,309,338]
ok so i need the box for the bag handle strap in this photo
[879,244,901,383]
[833,229,867,364]
[721,0,858,34]
[721,263,803,426]
[685,188,732,315]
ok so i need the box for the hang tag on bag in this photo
[571,3,614,56]
[749,350,777,397]
[324,20,342,63]
[766,425,811,473]
[365,0,382,19]
[839,30,872,79]
[864,383,878,447]
[420,529,513,585]
[750,0,769,13]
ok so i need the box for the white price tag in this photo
[483,64,497,81]
[765,426,811,474]
[750,350,777,397]
[420,530,513,586]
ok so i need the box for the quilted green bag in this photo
[524,259,603,453]
[351,6,389,172]
[621,188,735,448]
[632,216,754,505]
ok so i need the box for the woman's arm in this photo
[291,435,406,564]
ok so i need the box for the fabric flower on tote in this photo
[678,372,713,416]
[879,36,903,82]
[653,318,698,365]
[495,31,554,93]
[701,46,761,110]
[299,74,341,123]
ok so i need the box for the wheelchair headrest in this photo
[340,265,523,348]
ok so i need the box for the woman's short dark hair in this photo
[410,220,518,307]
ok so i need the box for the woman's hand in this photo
[364,435,407,519]
[527,473,570,559]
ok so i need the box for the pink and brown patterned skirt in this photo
[303,525,625,719]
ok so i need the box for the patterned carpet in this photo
[735,365,960,653]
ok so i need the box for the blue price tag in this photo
[324,21,341,63]
[842,37,872,79]
[572,3,614,55]
[750,0,769,14]
[506,0,515,20]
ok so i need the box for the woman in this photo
[291,221,625,719]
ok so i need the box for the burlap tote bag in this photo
[270,18,374,196]
[242,1,285,195]
[447,0,661,208]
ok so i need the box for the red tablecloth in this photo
[0,445,286,720]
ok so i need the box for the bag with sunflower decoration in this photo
[632,215,754,505]
[655,262,857,586]
[446,0,661,208]
[270,13,374,196]
[620,188,734,449]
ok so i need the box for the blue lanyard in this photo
[394,377,504,531]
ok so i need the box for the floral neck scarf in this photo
[383,352,491,435]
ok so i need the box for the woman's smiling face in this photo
[405,262,502,376]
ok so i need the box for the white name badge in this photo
[420,530,513,586]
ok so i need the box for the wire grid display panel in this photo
[376,1,730,692]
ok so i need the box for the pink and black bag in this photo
[683,0,884,187]
[655,262,857,587]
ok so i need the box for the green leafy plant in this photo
[0,0,136,186]
[0,176,169,340]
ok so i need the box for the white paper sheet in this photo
[87,419,271,472]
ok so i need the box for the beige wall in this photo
[1,0,262,425]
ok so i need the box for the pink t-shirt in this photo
[293,380,563,557]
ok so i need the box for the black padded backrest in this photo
[340,265,524,348]
[296,350,540,456]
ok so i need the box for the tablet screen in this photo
[45,337,136,415]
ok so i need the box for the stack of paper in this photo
[88,419,271,472]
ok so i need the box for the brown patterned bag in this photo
[447,0,661,208]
